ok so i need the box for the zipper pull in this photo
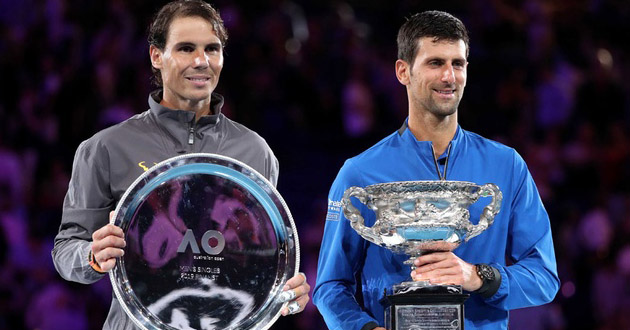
[188,123,195,145]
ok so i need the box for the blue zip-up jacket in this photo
[314,123,559,330]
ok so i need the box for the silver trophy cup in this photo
[342,180,502,330]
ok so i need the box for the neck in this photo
[160,96,212,122]
[408,112,457,157]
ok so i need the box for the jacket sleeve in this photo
[267,151,280,188]
[484,151,560,309]
[313,160,379,330]
[51,139,114,284]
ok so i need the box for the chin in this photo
[438,102,460,116]
[442,108,458,116]
[429,106,457,117]
[187,91,213,101]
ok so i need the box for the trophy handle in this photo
[466,183,503,241]
[342,186,381,245]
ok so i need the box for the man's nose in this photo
[193,50,209,68]
[441,65,456,83]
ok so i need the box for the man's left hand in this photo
[411,252,482,292]
[279,272,310,316]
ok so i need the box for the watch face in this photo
[477,264,494,281]
[109,153,299,330]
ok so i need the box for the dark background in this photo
[1,0,629,329]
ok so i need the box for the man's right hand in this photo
[91,218,126,272]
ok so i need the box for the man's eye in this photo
[180,46,194,52]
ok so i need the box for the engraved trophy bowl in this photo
[109,153,299,330]
[342,180,502,290]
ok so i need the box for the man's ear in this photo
[149,45,163,70]
[395,59,410,85]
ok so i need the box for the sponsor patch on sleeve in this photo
[325,199,343,221]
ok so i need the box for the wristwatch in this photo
[88,248,106,273]
[474,263,500,298]
[476,263,495,283]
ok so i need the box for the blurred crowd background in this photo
[1,0,629,329]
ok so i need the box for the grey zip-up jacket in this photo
[52,90,279,329]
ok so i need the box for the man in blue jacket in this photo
[313,10,559,330]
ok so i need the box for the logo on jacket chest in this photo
[326,199,342,221]
[138,161,158,172]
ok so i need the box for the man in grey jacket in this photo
[52,1,310,328]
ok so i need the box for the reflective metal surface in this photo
[110,153,299,330]
[342,181,502,259]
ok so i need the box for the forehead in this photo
[165,16,220,45]
[415,37,467,60]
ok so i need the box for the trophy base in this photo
[381,285,469,330]
[393,282,463,294]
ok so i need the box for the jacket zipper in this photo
[188,122,195,145]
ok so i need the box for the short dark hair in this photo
[148,0,228,86]
[397,11,469,65]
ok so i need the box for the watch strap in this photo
[88,249,106,274]
[361,321,379,330]
[474,264,501,298]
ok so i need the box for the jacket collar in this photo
[148,89,224,126]
[397,118,464,160]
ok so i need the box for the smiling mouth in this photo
[434,89,455,95]
[186,77,211,83]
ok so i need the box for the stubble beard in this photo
[422,92,461,118]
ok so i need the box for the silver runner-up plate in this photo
[109,153,299,330]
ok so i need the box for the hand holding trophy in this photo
[343,180,502,330]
